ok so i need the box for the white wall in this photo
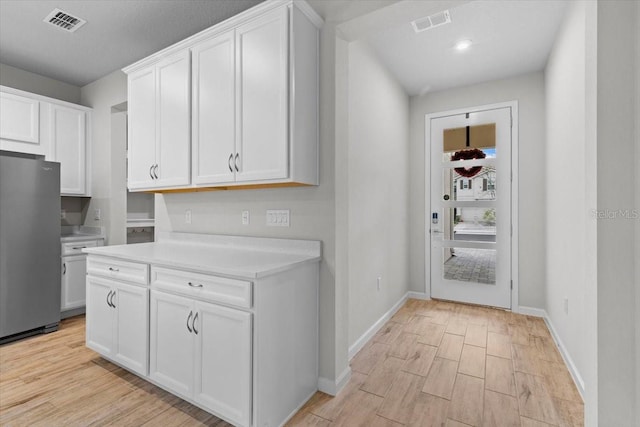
[80,70,128,246]
[636,2,640,420]
[545,0,592,401]
[408,72,546,308]
[346,41,409,348]
[0,63,81,104]
[595,1,638,425]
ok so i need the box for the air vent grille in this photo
[43,8,86,33]
[411,10,451,33]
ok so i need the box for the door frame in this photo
[424,101,519,311]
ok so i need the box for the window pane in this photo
[443,248,496,285]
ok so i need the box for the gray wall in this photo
[346,40,409,348]
[595,1,638,425]
[80,70,128,246]
[408,72,547,309]
[0,63,81,104]
[544,0,596,408]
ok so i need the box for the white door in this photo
[61,255,87,310]
[192,30,236,185]
[236,6,289,183]
[113,283,149,376]
[194,301,252,427]
[150,290,194,397]
[157,51,191,188]
[51,104,86,195]
[86,277,114,355]
[128,67,157,190]
[429,107,512,308]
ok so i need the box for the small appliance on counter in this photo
[0,150,61,343]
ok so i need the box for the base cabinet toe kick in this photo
[85,242,320,427]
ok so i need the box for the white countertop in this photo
[84,232,321,279]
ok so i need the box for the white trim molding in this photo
[518,306,585,399]
[348,293,410,361]
[318,366,351,396]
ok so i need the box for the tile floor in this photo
[288,298,583,427]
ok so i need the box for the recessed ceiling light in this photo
[455,39,473,51]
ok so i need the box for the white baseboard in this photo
[348,293,410,360]
[518,306,585,399]
[542,314,585,398]
[516,305,547,317]
[407,291,430,300]
[318,366,351,396]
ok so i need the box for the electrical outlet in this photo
[94,208,101,221]
[242,210,250,225]
[266,209,290,227]
[185,209,192,224]
[60,209,66,220]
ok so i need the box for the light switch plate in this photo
[266,209,290,227]
[242,210,250,225]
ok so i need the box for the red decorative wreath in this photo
[451,148,486,178]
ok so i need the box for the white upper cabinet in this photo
[235,6,289,183]
[0,86,92,196]
[51,104,87,195]
[128,51,191,191]
[125,1,322,192]
[192,30,236,185]
[0,92,39,146]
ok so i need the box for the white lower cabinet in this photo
[61,255,88,310]
[86,276,149,376]
[150,290,252,427]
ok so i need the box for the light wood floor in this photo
[0,299,583,427]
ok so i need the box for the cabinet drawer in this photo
[151,267,252,309]
[62,239,101,256]
[87,256,149,285]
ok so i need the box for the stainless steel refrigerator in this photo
[0,150,61,343]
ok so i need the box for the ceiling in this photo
[363,0,569,95]
[0,0,264,87]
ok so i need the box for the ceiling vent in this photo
[411,10,451,33]
[43,8,86,33]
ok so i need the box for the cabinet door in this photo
[128,67,157,190]
[192,31,236,185]
[156,51,191,188]
[51,104,86,195]
[236,7,289,183]
[150,290,194,397]
[194,300,252,427]
[0,92,39,144]
[86,277,114,356]
[61,255,87,311]
[113,283,149,376]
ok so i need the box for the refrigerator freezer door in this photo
[0,152,61,339]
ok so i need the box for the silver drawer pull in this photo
[72,246,87,250]
[188,281,203,288]
[108,267,120,272]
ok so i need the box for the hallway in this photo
[290,298,583,426]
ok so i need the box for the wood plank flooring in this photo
[0,299,583,427]
[289,299,583,427]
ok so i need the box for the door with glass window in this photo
[429,107,512,308]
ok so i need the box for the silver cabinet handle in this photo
[153,164,159,179]
[72,246,87,250]
[186,310,193,333]
[228,153,233,173]
[188,281,203,288]
[110,290,116,308]
[63,263,66,275]
[106,290,112,307]
[234,153,239,172]
[193,312,199,335]
[108,267,119,272]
